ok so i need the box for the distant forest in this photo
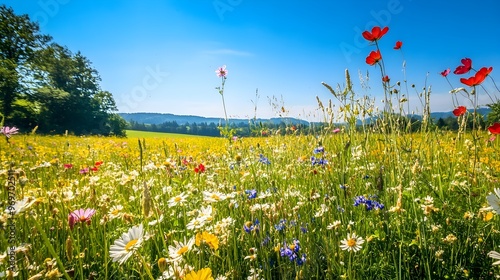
[127,119,316,137]
[126,114,492,137]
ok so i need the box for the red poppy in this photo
[440,69,450,77]
[453,58,472,75]
[393,41,403,50]
[382,76,390,83]
[64,163,73,169]
[460,67,491,87]
[488,123,500,134]
[366,50,382,65]
[194,163,205,173]
[90,166,98,172]
[94,161,103,167]
[362,26,389,42]
[477,66,493,77]
[452,106,466,117]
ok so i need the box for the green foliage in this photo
[0,5,126,136]
[487,101,500,125]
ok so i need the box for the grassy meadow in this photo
[1,127,500,279]
[125,130,209,139]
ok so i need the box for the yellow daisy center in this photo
[174,196,182,202]
[177,246,188,255]
[347,238,357,247]
[125,239,138,251]
[111,209,120,215]
[211,194,220,200]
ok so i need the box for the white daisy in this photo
[109,224,146,264]
[487,188,500,213]
[488,250,500,266]
[340,232,364,252]
[186,216,208,230]
[198,205,214,222]
[168,237,195,262]
[202,191,227,203]
[168,192,188,208]
[108,205,124,220]
[5,197,36,215]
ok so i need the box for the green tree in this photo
[0,5,50,123]
[487,101,500,125]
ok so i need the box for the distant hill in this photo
[429,107,491,119]
[118,112,310,126]
[120,107,492,126]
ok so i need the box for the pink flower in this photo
[332,128,341,133]
[215,65,228,78]
[79,168,89,174]
[440,69,450,77]
[1,126,19,138]
[68,208,96,230]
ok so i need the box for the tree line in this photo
[127,120,318,137]
[0,5,127,136]
[127,112,499,137]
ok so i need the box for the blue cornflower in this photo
[313,146,325,154]
[374,201,385,210]
[259,154,271,165]
[261,235,271,246]
[244,219,260,233]
[353,195,384,211]
[245,189,257,199]
[274,219,287,232]
[291,239,300,253]
[280,243,294,259]
[353,195,367,206]
[300,224,308,233]
[311,156,328,166]
[296,253,306,266]
[280,240,302,263]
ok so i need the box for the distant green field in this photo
[125,130,209,138]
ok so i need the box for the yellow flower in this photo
[483,212,494,221]
[184,267,214,280]
[196,231,219,250]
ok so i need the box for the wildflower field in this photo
[2,25,500,280]
[1,128,500,280]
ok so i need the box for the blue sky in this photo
[4,0,500,121]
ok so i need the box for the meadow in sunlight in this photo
[1,127,500,279]
[2,25,500,280]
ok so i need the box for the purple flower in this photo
[311,156,327,166]
[1,126,19,138]
[313,146,325,154]
[79,168,89,174]
[259,154,271,165]
[245,189,257,199]
[243,219,260,233]
[353,195,384,211]
[296,253,306,266]
[215,65,228,78]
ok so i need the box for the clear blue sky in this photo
[4,0,500,121]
